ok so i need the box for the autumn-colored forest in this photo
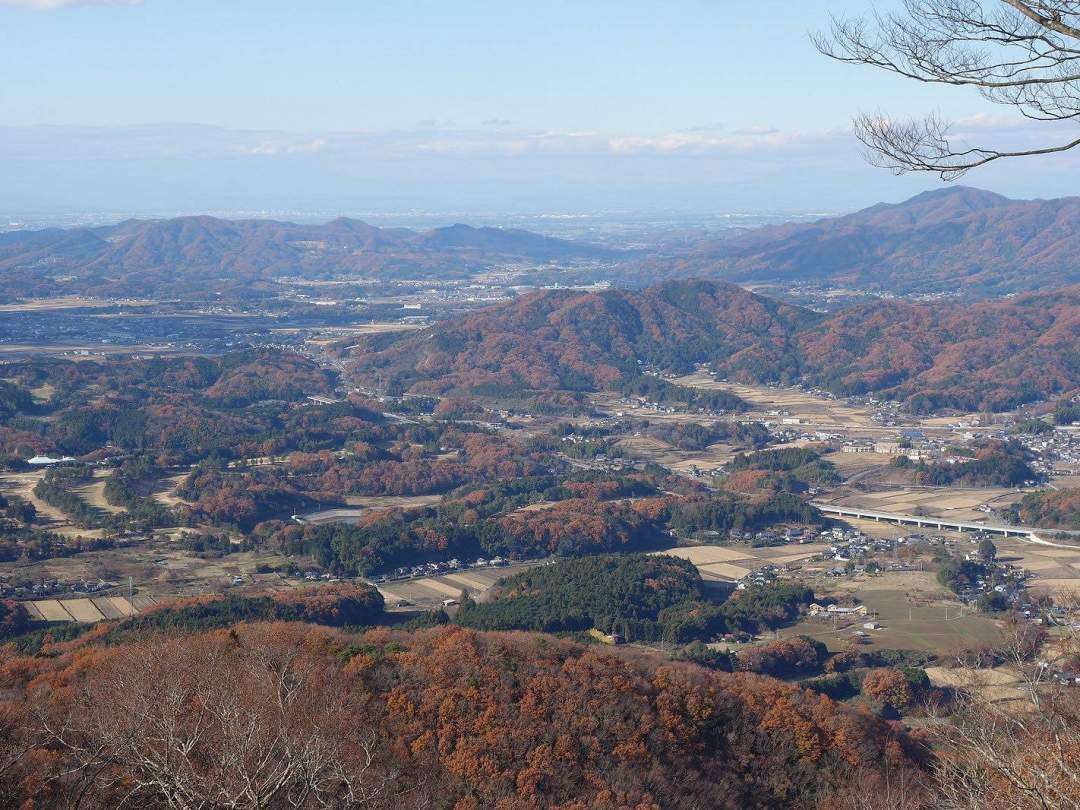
[0,618,930,809]
[348,279,1080,412]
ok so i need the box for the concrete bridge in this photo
[811,502,1037,538]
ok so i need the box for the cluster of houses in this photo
[371,555,510,584]
[954,555,1031,606]
[1,576,115,599]
[813,527,917,576]
[733,563,792,590]
[1010,423,1080,477]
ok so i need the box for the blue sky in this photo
[3,0,1080,220]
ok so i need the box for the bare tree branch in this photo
[815,1,1080,176]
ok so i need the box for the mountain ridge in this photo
[0,215,622,299]
[630,186,1080,296]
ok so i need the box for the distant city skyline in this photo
[4,0,1080,218]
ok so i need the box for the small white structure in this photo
[27,455,75,466]
[809,603,869,618]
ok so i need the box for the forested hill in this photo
[794,286,1080,411]
[628,186,1080,297]
[0,621,926,808]
[349,278,1080,412]
[346,279,816,398]
[0,216,621,299]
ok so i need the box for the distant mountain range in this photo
[0,216,620,300]
[629,186,1080,297]
[349,279,1080,412]
[7,186,1080,301]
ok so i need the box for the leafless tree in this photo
[32,628,402,809]
[924,601,1080,809]
[928,687,1080,809]
[814,1,1080,177]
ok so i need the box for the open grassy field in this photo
[151,472,193,508]
[785,581,1005,655]
[72,469,126,515]
[0,470,110,538]
[300,494,443,525]
[0,470,66,524]
[339,494,442,509]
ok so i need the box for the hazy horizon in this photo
[7,1,1080,219]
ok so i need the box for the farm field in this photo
[0,541,298,601]
[673,372,1007,438]
[828,452,897,474]
[0,343,193,358]
[673,373,883,430]
[923,665,1027,704]
[23,594,162,625]
[296,321,425,340]
[375,562,541,610]
[614,435,734,473]
[657,542,830,582]
[990,535,1080,596]
[820,485,1024,522]
[1051,472,1080,490]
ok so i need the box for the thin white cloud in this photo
[608,129,798,155]
[0,0,141,9]
[238,137,328,157]
[4,118,1059,166]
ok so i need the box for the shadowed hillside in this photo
[630,187,1080,296]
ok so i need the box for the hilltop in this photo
[347,279,817,396]
[630,187,1080,296]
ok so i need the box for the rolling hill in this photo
[631,186,1080,297]
[346,279,817,396]
[0,216,621,300]
[350,278,1080,411]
